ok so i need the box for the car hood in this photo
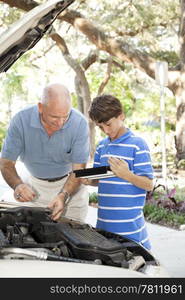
[0,0,75,72]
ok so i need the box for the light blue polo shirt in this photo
[1,105,90,178]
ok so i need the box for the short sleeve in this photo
[71,117,90,163]
[1,114,24,161]
[133,138,154,179]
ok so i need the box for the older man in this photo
[0,83,90,222]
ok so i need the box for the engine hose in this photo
[47,253,102,265]
[0,247,102,265]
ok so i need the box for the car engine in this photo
[0,206,158,274]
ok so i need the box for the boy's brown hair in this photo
[88,94,123,123]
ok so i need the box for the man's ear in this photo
[38,102,43,114]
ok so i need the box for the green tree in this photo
[0,0,184,161]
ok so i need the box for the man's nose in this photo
[56,118,65,126]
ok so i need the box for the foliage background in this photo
[0,0,182,167]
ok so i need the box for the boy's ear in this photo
[120,112,125,121]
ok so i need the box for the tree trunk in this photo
[174,0,185,160]
[50,31,96,158]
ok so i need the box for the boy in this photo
[82,94,154,250]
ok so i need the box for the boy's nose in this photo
[103,126,110,135]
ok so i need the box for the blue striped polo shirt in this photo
[93,129,154,250]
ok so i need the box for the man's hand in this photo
[47,194,65,221]
[14,183,36,202]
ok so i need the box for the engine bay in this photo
[0,205,158,274]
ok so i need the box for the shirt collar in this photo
[30,106,41,128]
[108,128,132,143]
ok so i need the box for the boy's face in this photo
[96,113,125,140]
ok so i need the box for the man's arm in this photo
[0,158,36,201]
[48,163,87,220]
[0,158,22,189]
[59,163,86,196]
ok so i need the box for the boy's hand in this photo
[80,178,99,186]
[108,157,130,179]
[80,178,91,185]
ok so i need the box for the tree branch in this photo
[81,49,99,71]
[50,31,91,115]
[1,0,37,11]
[98,57,112,95]
[59,10,156,78]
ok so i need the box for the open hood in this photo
[0,0,75,72]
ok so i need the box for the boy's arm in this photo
[123,172,153,191]
[80,178,99,186]
[108,157,153,191]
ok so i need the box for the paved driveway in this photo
[147,222,185,278]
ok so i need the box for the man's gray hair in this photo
[41,83,71,105]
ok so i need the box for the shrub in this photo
[89,192,98,204]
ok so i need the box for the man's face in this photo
[38,101,71,132]
[96,114,124,140]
